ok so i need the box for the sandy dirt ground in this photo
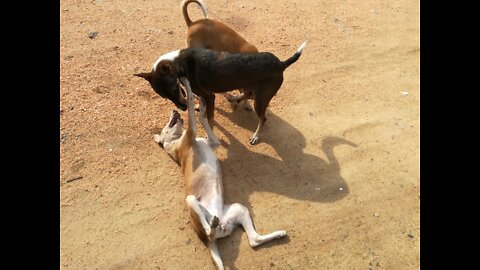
[60,0,419,269]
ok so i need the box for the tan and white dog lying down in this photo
[153,77,287,269]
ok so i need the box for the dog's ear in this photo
[134,72,153,81]
[159,63,174,75]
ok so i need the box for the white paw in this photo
[153,134,162,143]
[277,230,287,238]
[249,134,259,145]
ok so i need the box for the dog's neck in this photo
[163,137,182,163]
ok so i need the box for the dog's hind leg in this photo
[186,195,219,241]
[208,241,224,270]
[250,99,267,145]
[249,81,282,145]
[220,203,286,248]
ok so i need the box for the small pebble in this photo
[373,213,379,217]
[88,32,98,39]
[408,233,414,238]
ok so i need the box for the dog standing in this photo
[182,0,258,110]
[182,0,257,53]
[135,41,306,144]
[153,76,287,270]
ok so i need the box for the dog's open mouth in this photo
[169,110,181,127]
[175,85,188,111]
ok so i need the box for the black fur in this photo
[136,44,305,144]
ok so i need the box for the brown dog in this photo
[183,0,257,54]
[134,42,306,144]
[182,0,258,110]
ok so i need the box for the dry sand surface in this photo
[60,0,420,269]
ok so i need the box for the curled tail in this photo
[181,0,208,27]
[282,41,307,70]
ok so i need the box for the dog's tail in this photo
[182,0,208,27]
[282,41,307,70]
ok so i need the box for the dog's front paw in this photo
[153,134,162,144]
[277,230,287,238]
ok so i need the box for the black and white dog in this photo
[135,41,306,144]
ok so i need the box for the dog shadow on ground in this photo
[213,106,358,269]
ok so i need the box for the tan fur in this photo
[154,78,287,269]
[187,19,258,53]
[182,0,258,53]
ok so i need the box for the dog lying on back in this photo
[153,76,286,270]
[135,42,306,144]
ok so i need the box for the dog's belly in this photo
[187,141,224,216]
